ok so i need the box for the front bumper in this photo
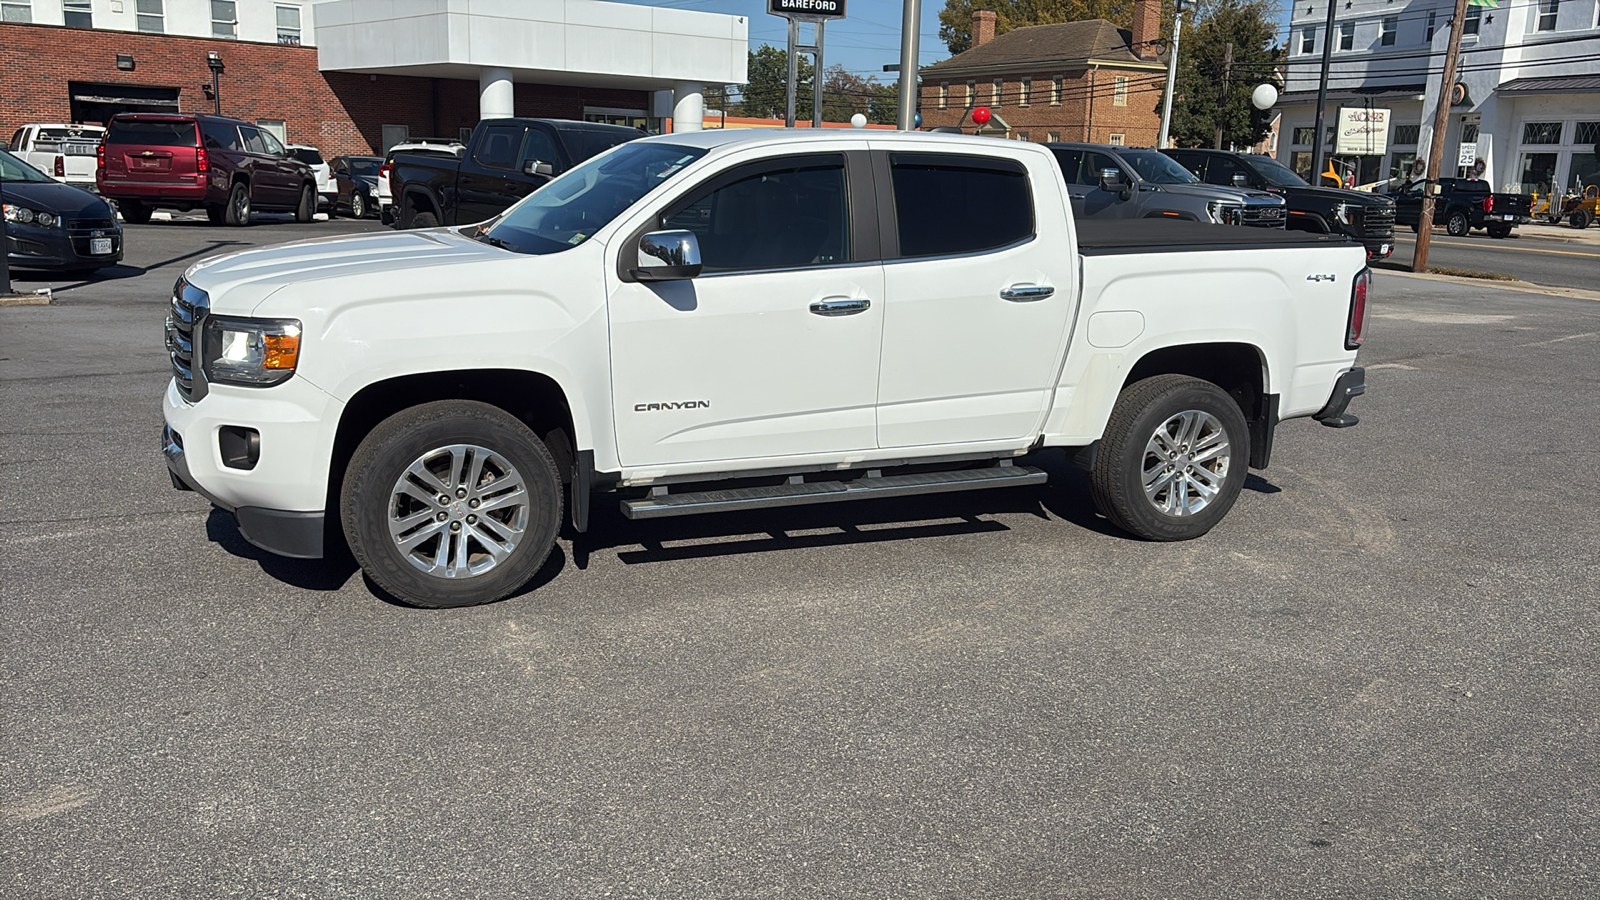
[5,222,123,270]
[161,376,344,559]
[1313,366,1366,428]
[1361,236,1394,259]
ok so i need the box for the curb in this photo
[1378,268,1600,303]
[1,289,54,307]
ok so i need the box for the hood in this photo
[0,180,117,219]
[184,228,517,315]
[1154,182,1283,206]
[1278,184,1393,206]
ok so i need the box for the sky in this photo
[611,0,1300,83]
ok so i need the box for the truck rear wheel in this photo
[1572,209,1593,230]
[1090,375,1249,542]
[408,210,439,229]
[341,400,563,607]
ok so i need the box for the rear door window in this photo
[108,119,197,147]
[473,125,525,170]
[890,155,1033,257]
[201,121,241,151]
[1049,148,1086,184]
[1167,151,1206,180]
[1204,155,1250,187]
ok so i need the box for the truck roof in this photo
[642,127,1051,157]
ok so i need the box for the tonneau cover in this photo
[1076,219,1357,255]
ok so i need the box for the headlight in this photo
[202,315,302,387]
[1334,202,1352,225]
[4,204,56,226]
[367,185,379,197]
[1207,200,1243,225]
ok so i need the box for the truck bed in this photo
[1076,219,1357,255]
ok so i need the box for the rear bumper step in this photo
[622,465,1048,520]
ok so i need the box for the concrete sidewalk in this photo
[1510,221,1600,246]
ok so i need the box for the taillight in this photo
[197,147,210,174]
[1347,267,1370,350]
[1481,195,1494,213]
[380,163,392,192]
[96,143,105,170]
[54,155,65,177]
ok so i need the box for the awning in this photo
[72,93,181,108]
[1497,75,1600,95]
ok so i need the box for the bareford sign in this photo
[769,0,846,18]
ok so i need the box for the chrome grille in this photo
[1240,204,1288,228]
[166,279,209,401]
[69,218,116,230]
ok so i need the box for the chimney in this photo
[1131,0,1160,60]
[972,9,997,48]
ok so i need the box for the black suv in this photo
[1163,148,1396,260]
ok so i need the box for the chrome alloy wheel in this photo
[387,444,529,579]
[1142,410,1231,517]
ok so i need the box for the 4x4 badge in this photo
[1307,274,1336,282]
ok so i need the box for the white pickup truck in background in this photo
[8,123,105,190]
[163,129,1369,607]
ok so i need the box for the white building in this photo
[0,0,317,45]
[1277,0,1600,195]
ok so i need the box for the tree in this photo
[740,45,815,120]
[938,0,1144,54]
[818,66,900,125]
[1164,0,1282,149]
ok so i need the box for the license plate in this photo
[1501,214,1515,220]
[1380,243,1391,255]
[90,238,113,255]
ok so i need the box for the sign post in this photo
[769,0,846,128]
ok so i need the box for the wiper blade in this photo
[474,232,517,252]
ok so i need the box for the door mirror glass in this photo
[523,159,555,177]
[1098,168,1125,193]
[1231,172,1250,187]
[634,230,702,281]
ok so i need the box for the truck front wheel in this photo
[341,400,563,607]
[1090,375,1249,542]
[1446,211,1470,237]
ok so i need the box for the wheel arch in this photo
[401,185,442,222]
[328,369,580,523]
[1119,341,1275,468]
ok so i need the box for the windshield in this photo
[557,127,640,165]
[0,150,55,183]
[1120,150,1200,184]
[482,142,706,255]
[291,148,324,166]
[345,157,381,177]
[1244,156,1309,188]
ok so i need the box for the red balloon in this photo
[972,106,991,125]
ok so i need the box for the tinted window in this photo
[1119,150,1199,184]
[258,130,286,157]
[1049,148,1087,184]
[892,157,1033,257]
[474,125,524,170]
[291,147,323,166]
[238,126,267,154]
[1202,155,1251,187]
[522,130,558,166]
[108,119,197,147]
[201,121,240,151]
[1242,156,1308,188]
[662,158,849,273]
[0,150,55,183]
[556,127,637,165]
[1085,152,1122,185]
[344,157,381,177]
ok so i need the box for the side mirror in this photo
[1231,173,1250,187]
[523,159,554,177]
[633,230,702,281]
[1098,168,1125,193]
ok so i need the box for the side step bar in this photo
[621,464,1048,520]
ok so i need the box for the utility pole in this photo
[1412,0,1470,272]
[1214,42,1233,150]
[1309,0,1338,185]
[786,18,800,128]
[896,0,921,130]
[1157,0,1186,149]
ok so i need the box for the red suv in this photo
[97,113,318,226]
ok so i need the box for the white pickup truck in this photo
[8,123,105,190]
[163,129,1369,607]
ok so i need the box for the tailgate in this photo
[103,118,199,180]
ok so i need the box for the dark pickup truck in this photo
[391,117,641,228]
[1388,177,1532,238]
[1163,148,1397,260]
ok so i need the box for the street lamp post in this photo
[896,0,921,131]
[1157,0,1187,149]
[206,52,225,115]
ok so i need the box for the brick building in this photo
[2,0,748,159]
[919,3,1167,146]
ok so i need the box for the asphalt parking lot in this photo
[3,220,1598,897]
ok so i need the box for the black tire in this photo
[1487,224,1512,239]
[409,209,439,229]
[1089,374,1250,542]
[340,400,563,608]
[350,191,367,219]
[224,181,251,226]
[1572,210,1593,230]
[295,184,315,223]
[205,204,226,225]
[1446,211,1470,237]
[118,200,152,224]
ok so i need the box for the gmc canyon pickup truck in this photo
[390,117,640,228]
[163,129,1370,608]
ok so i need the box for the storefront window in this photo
[1522,122,1562,144]
[1289,151,1312,180]
[1516,153,1558,194]
[1389,153,1418,184]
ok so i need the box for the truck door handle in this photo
[1000,284,1054,302]
[809,297,871,316]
